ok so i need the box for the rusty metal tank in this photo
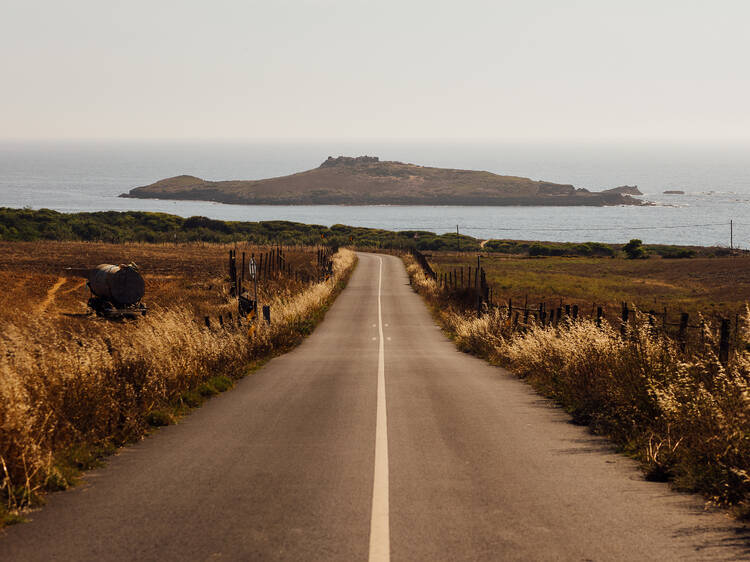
[86,264,145,306]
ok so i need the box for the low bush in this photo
[623,238,648,259]
[661,249,697,259]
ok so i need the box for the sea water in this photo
[0,140,748,247]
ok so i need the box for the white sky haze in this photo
[2,0,748,141]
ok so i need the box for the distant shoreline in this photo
[120,191,647,207]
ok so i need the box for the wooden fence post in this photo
[241,252,246,293]
[735,313,740,351]
[719,317,731,365]
[475,256,482,317]
[678,312,689,351]
[620,302,629,338]
[596,306,603,328]
[229,250,237,297]
[482,269,489,303]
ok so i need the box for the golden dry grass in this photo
[405,254,750,516]
[0,242,356,522]
[0,240,326,327]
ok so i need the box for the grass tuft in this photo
[146,410,175,427]
[1,506,26,527]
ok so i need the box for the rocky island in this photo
[121,156,644,206]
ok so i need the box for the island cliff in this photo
[121,156,644,206]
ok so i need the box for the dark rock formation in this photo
[602,185,643,196]
[319,155,380,168]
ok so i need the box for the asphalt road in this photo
[1,253,748,561]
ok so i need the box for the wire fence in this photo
[412,248,746,364]
[203,245,338,329]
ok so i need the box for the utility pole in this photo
[457,225,460,253]
[730,219,733,250]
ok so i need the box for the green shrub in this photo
[623,239,648,259]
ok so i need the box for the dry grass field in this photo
[0,240,324,328]
[0,241,356,524]
[427,251,750,320]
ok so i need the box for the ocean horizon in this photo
[1,139,748,247]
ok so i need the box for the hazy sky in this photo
[2,0,748,141]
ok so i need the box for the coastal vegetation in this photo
[0,207,726,258]
[0,207,477,250]
[405,253,750,517]
[0,240,356,526]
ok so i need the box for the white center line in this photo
[368,257,390,562]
